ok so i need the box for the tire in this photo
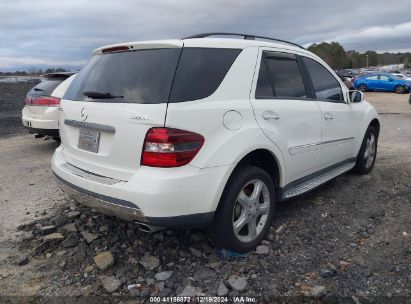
[353,125,378,174]
[208,166,276,253]
[358,84,367,92]
[395,85,405,94]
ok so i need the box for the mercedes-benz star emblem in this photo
[80,107,88,121]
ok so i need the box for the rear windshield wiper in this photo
[83,91,124,99]
[34,88,44,92]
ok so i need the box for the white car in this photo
[52,33,380,252]
[22,72,76,139]
[389,72,411,81]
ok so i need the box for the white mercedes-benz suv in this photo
[52,33,380,252]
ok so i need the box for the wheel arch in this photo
[354,112,380,156]
[234,149,282,189]
[211,148,284,217]
[369,118,380,136]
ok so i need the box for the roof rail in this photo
[182,32,305,49]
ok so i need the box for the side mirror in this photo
[350,90,364,103]
[389,78,393,82]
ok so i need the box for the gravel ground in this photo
[0,82,39,138]
[0,84,410,303]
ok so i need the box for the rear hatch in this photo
[25,76,68,117]
[59,41,183,180]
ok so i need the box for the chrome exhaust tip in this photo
[136,223,164,233]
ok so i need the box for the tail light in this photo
[141,128,204,167]
[26,96,60,107]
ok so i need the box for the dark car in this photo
[337,74,355,89]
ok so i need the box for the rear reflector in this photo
[26,96,61,107]
[102,46,130,54]
[141,128,204,167]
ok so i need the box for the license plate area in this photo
[78,128,100,153]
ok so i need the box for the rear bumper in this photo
[22,106,59,133]
[54,172,147,222]
[52,146,232,227]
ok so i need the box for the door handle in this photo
[324,112,334,120]
[262,110,280,120]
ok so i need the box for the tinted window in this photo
[366,75,378,80]
[27,79,64,97]
[256,52,307,98]
[64,49,180,104]
[170,48,241,102]
[255,56,273,98]
[302,57,343,102]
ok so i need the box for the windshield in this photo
[64,49,181,104]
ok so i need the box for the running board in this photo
[282,160,356,199]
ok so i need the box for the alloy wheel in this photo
[396,86,404,94]
[232,179,270,243]
[364,133,376,168]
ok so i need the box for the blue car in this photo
[354,73,411,94]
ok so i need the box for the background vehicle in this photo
[351,72,372,83]
[337,74,355,89]
[53,33,380,252]
[388,72,411,81]
[354,73,410,93]
[22,72,75,138]
[335,69,356,82]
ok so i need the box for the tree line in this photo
[1,43,411,75]
[308,42,411,70]
[0,68,69,76]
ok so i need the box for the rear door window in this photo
[169,48,241,102]
[255,51,308,99]
[366,75,378,80]
[64,49,181,104]
[302,57,343,102]
[28,79,65,97]
[379,75,390,81]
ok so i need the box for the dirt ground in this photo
[0,87,410,303]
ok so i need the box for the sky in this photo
[1,0,410,71]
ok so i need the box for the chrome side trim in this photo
[322,137,354,148]
[283,160,356,199]
[64,119,115,133]
[288,142,321,155]
[54,172,146,223]
[288,137,355,156]
[61,162,122,185]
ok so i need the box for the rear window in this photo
[64,49,181,104]
[64,47,241,104]
[27,78,65,97]
[169,48,241,102]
